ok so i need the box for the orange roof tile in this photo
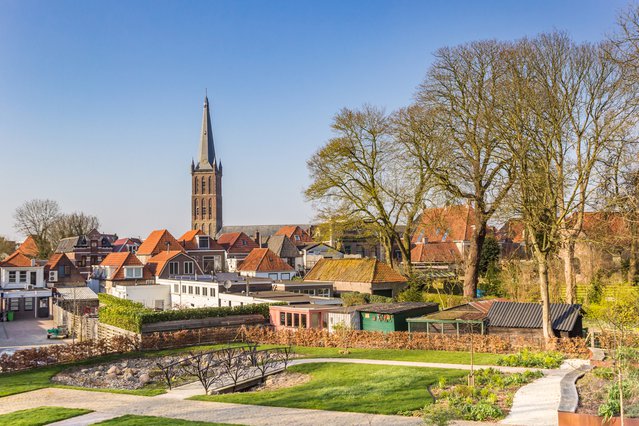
[237,248,294,272]
[274,226,313,243]
[178,229,224,251]
[0,251,33,267]
[99,252,154,281]
[17,236,39,258]
[217,232,259,254]
[137,230,185,256]
[304,258,406,283]
[412,205,475,244]
[411,242,461,264]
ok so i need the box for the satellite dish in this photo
[223,280,232,290]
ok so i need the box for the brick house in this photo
[136,229,185,264]
[55,229,118,278]
[146,250,204,279]
[237,248,295,280]
[217,232,260,271]
[45,253,86,288]
[178,229,226,273]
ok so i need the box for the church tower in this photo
[191,95,223,236]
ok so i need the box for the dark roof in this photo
[267,235,300,258]
[487,302,583,332]
[55,237,80,253]
[357,302,438,315]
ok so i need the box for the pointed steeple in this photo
[197,95,216,170]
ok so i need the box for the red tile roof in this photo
[497,219,525,244]
[178,229,224,251]
[137,230,185,256]
[147,250,202,276]
[16,236,39,258]
[237,248,294,272]
[412,204,475,244]
[217,232,259,254]
[0,251,33,267]
[411,242,461,264]
[99,252,154,281]
[274,226,313,244]
[304,258,407,283]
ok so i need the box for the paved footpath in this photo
[501,359,589,426]
[0,358,582,426]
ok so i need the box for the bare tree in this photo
[415,40,514,298]
[13,199,60,258]
[0,236,17,259]
[50,212,100,249]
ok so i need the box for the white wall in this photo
[112,285,171,310]
[0,266,45,289]
[239,270,293,280]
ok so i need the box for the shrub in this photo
[497,349,564,369]
[368,294,393,304]
[423,404,458,426]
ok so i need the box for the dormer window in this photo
[294,235,300,241]
[197,236,209,249]
[124,267,143,279]
[241,239,247,246]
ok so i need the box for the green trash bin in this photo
[6,311,14,321]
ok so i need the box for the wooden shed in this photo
[487,302,584,338]
[327,306,360,332]
[358,302,438,333]
[406,299,506,335]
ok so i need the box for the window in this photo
[19,271,27,283]
[202,199,206,217]
[9,299,19,311]
[169,262,179,275]
[301,314,307,328]
[294,235,300,241]
[184,261,194,275]
[293,313,299,327]
[8,271,16,283]
[208,199,212,219]
[24,298,33,311]
[202,287,208,296]
[194,177,199,194]
[124,267,143,279]
[241,239,247,246]
[210,288,215,297]
[64,265,71,276]
[91,240,98,248]
[188,285,193,294]
[268,273,278,280]
[286,312,292,326]
[195,286,200,295]
[173,284,179,293]
[281,273,290,280]
[280,312,286,325]
[198,236,209,249]
[182,285,187,293]
[201,176,206,193]
[208,176,212,194]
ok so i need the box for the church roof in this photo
[195,95,217,171]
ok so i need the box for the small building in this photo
[178,229,226,273]
[136,229,185,264]
[301,242,344,271]
[269,304,337,331]
[267,235,303,272]
[406,299,507,335]
[274,225,314,248]
[327,306,360,332]
[217,232,260,271]
[0,251,51,319]
[304,258,407,298]
[55,229,118,278]
[146,250,204,279]
[358,302,439,333]
[45,253,86,288]
[91,252,155,294]
[237,248,295,280]
[486,301,584,338]
[53,286,99,315]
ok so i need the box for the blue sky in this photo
[0,0,629,241]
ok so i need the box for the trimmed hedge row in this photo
[98,294,277,333]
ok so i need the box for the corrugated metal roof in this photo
[487,302,582,332]
[56,287,98,300]
[357,302,438,315]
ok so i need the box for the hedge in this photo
[98,294,277,333]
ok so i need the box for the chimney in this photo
[254,231,261,247]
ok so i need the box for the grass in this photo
[192,362,468,415]
[0,406,92,425]
[292,346,502,365]
[0,366,65,397]
[94,414,240,426]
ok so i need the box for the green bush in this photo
[98,293,276,333]
[368,294,393,304]
[497,349,564,369]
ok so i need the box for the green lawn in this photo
[292,346,502,365]
[0,406,92,426]
[94,415,240,426]
[0,366,64,397]
[192,362,468,415]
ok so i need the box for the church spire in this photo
[197,94,216,170]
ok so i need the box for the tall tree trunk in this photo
[536,251,554,342]
[463,223,486,298]
[399,231,413,276]
[629,216,638,285]
[562,239,576,304]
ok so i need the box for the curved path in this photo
[0,358,585,426]
[500,359,589,426]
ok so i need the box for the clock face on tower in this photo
[191,95,222,236]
